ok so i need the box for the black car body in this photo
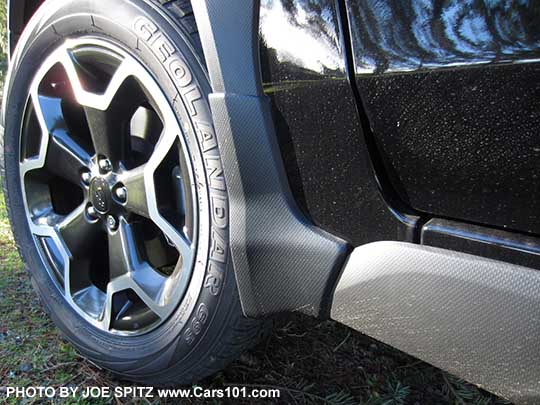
[6,0,540,402]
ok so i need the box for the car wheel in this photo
[1,0,264,385]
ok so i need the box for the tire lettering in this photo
[169,56,193,87]
[181,84,202,116]
[204,263,223,295]
[184,328,195,345]
[205,156,225,191]
[210,229,227,263]
[210,194,228,229]
[154,36,176,63]
[133,16,176,62]
[195,121,217,152]
[184,304,209,345]
[197,303,209,324]
[132,15,228,349]
[133,17,157,41]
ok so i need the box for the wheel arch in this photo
[191,0,349,318]
[7,0,44,57]
[8,0,350,319]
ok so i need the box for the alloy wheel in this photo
[19,38,198,335]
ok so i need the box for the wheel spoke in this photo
[121,126,177,219]
[59,48,144,161]
[57,205,100,258]
[108,219,138,279]
[102,273,168,324]
[29,94,91,183]
[122,166,149,218]
[34,95,65,134]
[100,291,112,330]
[60,50,133,111]
[149,128,195,263]
[166,231,193,270]
[84,106,126,162]
[99,289,114,331]
[107,221,168,319]
[46,130,92,184]
[130,268,168,319]
[121,162,194,268]
[85,85,146,162]
[105,227,166,324]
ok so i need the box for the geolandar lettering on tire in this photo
[3,0,263,386]
[132,15,228,338]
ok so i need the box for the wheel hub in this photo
[89,176,112,215]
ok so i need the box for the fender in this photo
[191,0,349,318]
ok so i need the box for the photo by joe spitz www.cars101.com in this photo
[1,0,540,403]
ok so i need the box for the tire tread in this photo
[159,0,204,61]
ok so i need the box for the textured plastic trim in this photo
[332,241,540,404]
[192,1,348,317]
[191,1,261,96]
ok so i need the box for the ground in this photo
[0,3,510,403]
[0,194,512,404]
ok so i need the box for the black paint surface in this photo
[259,0,417,245]
[346,0,540,234]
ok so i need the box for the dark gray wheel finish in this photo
[2,0,264,384]
[20,39,197,335]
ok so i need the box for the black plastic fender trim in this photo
[192,0,349,318]
[332,241,540,404]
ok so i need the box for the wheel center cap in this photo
[90,177,112,214]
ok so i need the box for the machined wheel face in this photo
[19,38,198,335]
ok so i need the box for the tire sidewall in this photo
[2,0,233,373]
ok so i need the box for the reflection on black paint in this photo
[346,0,540,235]
[260,0,345,77]
[259,0,418,245]
[260,0,540,240]
[346,0,540,73]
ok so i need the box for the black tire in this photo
[1,0,264,385]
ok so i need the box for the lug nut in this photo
[115,186,127,202]
[86,205,97,219]
[98,158,112,173]
[81,171,92,185]
[107,215,118,231]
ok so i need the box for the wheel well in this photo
[8,0,45,56]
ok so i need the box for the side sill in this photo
[332,241,540,404]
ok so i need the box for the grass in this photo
[0,189,511,404]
